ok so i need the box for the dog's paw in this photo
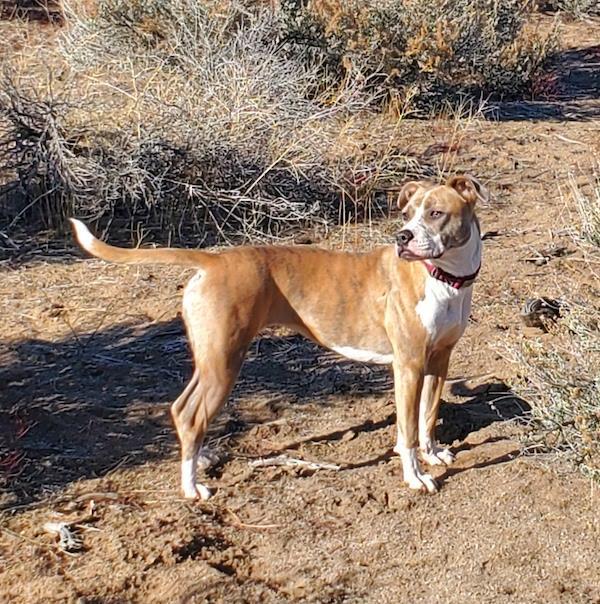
[195,483,213,500]
[395,444,440,494]
[182,483,213,500]
[421,446,455,467]
[406,472,439,494]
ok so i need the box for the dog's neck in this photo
[429,220,481,278]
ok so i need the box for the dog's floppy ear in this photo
[396,181,421,209]
[447,174,489,205]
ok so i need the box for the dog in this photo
[70,174,486,500]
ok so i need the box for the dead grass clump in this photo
[0,78,88,229]
[280,0,557,108]
[514,305,600,481]
[0,0,63,23]
[511,171,600,482]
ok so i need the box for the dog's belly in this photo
[297,316,394,364]
[330,345,393,364]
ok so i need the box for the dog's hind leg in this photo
[171,354,242,499]
[172,270,260,499]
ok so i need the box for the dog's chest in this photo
[416,278,472,347]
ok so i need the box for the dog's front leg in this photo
[392,358,439,493]
[419,346,455,467]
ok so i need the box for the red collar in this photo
[423,261,481,289]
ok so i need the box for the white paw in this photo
[406,472,439,494]
[395,444,440,494]
[196,483,213,500]
[421,446,455,467]
[182,482,213,500]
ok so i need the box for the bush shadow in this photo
[0,319,390,507]
[492,44,600,121]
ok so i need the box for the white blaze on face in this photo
[403,192,444,258]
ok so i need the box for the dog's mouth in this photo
[396,243,443,261]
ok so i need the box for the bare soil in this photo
[0,18,599,604]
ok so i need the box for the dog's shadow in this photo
[264,375,529,474]
[0,318,528,506]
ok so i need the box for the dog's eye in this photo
[429,210,444,219]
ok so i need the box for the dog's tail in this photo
[70,219,215,268]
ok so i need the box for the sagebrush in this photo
[1,0,429,241]
[281,0,557,108]
[537,0,600,18]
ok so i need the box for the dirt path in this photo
[1,18,599,604]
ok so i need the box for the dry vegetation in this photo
[539,0,600,19]
[0,0,556,244]
[510,168,600,481]
[516,173,600,481]
[282,0,557,106]
[0,0,417,244]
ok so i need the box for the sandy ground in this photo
[0,16,599,604]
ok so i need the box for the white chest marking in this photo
[332,346,393,365]
[416,278,472,344]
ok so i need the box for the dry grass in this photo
[537,0,600,19]
[569,167,600,248]
[0,0,428,243]
[510,167,600,482]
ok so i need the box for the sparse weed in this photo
[513,304,600,481]
[510,166,600,482]
[568,168,600,247]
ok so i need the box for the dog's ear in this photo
[447,174,489,205]
[396,181,421,209]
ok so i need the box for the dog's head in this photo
[395,175,487,261]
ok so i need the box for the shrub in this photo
[537,0,600,19]
[280,0,558,108]
[0,0,552,240]
[0,0,421,242]
[0,78,81,229]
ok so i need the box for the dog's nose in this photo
[397,230,414,246]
